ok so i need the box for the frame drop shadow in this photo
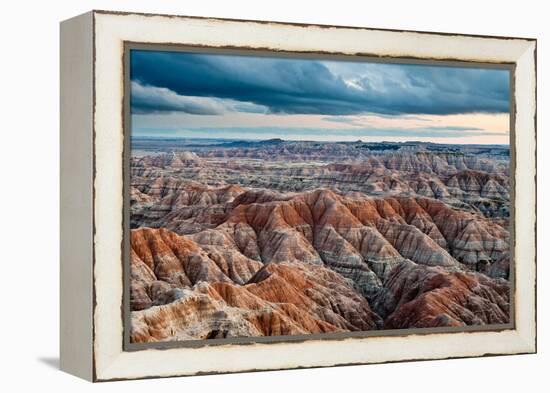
[37,357,59,370]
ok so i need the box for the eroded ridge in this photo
[129,141,511,342]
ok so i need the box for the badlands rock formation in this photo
[129,140,511,342]
[129,189,510,342]
[374,260,509,327]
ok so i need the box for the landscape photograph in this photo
[128,49,512,344]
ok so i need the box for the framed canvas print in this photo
[60,10,537,382]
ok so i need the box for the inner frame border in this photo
[122,41,517,352]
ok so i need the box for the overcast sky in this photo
[130,49,510,144]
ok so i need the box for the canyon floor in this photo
[129,138,511,343]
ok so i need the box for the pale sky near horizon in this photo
[130,50,510,145]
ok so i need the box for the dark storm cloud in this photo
[131,81,224,115]
[130,50,510,116]
[131,81,268,115]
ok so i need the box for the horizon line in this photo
[130,135,509,146]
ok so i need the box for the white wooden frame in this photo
[60,10,537,382]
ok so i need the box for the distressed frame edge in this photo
[91,9,537,42]
[122,42,518,352]
[90,11,537,381]
[59,10,95,381]
[512,39,537,354]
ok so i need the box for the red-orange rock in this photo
[131,261,381,342]
[375,260,509,328]
[130,186,510,341]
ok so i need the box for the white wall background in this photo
[0,0,546,390]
